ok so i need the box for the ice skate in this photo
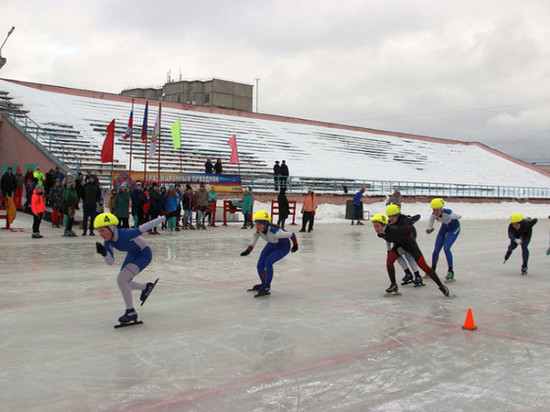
[445,270,455,283]
[254,285,271,297]
[356,221,363,225]
[439,284,456,298]
[118,308,138,323]
[247,284,262,292]
[413,274,425,287]
[140,278,159,306]
[32,232,43,239]
[401,273,413,285]
[521,265,528,275]
[384,283,401,297]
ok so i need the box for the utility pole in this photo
[255,78,260,112]
[0,26,15,70]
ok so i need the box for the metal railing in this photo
[243,174,550,199]
[1,99,81,174]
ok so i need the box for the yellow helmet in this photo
[430,198,445,209]
[370,213,389,225]
[94,212,119,228]
[510,213,523,223]
[386,204,401,216]
[253,210,271,222]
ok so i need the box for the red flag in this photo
[227,134,239,164]
[101,119,115,163]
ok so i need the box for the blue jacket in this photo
[353,190,364,206]
[164,192,179,214]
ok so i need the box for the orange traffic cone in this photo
[462,308,477,330]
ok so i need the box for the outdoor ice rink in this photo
[1,215,549,411]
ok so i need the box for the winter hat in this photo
[35,184,43,190]
[120,183,127,188]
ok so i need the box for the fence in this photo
[242,175,550,199]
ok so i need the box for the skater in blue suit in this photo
[426,198,461,282]
[240,210,299,297]
[94,211,174,324]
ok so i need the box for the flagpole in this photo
[128,99,134,174]
[157,102,162,183]
[143,101,148,185]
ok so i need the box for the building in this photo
[121,78,253,112]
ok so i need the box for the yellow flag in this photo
[171,119,181,149]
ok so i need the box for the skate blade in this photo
[384,292,402,297]
[413,283,425,287]
[444,293,457,299]
[444,278,456,283]
[254,292,271,298]
[140,278,159,306]
[114,320,143,329]
[401,281,413,286]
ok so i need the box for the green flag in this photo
[171,118,181,149]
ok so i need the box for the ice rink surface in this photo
[1,215,549,411]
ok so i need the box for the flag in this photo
[148,107,160,158]
[141,101,148,141]
[124,102,134,139]
[101,119,115,163]
[227,134,239,164]
[171,119,181,149]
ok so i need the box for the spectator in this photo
[44,168,55,204]
[75,172,84,206]
[31,184,46,238]
[182,184,196,229]
[49,178,64,228]
[62,181,79,237]
[159,185,167,230]
[24,168,35,211]
[130,181,148,228]
[351,186,366,225]
[277,187,290,230]
[386,187,401,208]
[53,166,65,183]
[280,160,289,189]
[114,183,130,228]
[108,188,117,213]
[214,158,223,174]
[273,161,281,191]
[300,188,317,233]
[33,167,45,186]
[164,184,179,232]
[206,187,217,225]
[241,187,254,229]
[14,167,24,210]
[195,183,208,230]
[1,167,16,198]
[174,184,182,230]
[205,158,214,174]
[147,182,161,234]
[82,175,101,236]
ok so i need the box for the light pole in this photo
[255,78,260,112]
[0,26,15,70]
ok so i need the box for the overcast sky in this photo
[1,0,549,163]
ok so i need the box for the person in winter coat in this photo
[147,183,162,234]
[49,178,64,228]
[504,213,538,275]
[206,187,218,225]
[62,181,80,237]
[130,181,148,228]
[24,168,35,211]
[277,187,290,230]
[214,158,223,174]
[31,184,46,238]
[204,158,214,174]
[14,167,24,210]
[195,183,209,229]
[371,213,451,298]
[33,167,45,186]
[114,183,131,228]
[425,198,461,282]
[273,161,281,191]
[81,175,102,236]
[300,189,317,232]
[386,187,402,208]
[108,188,117,213]
[240,210,299,297]
[164,184,179,232]
[181,185,196,229]
[241,187,254,229]
[280,160,289,189]
[351,186,366,225]
[1,167,16,198]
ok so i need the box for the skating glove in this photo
[166,210,179,220]
[240,246,253,256]
[96,241,107,257]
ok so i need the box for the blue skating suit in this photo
[102,217,163,271]
[247,226,297,287]
[426,208,461,269]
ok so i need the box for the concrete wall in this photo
[0,113,56,172]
